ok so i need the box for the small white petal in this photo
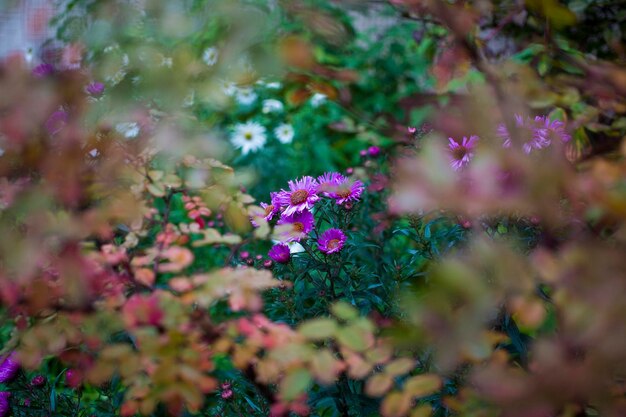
[235,88,258,106]
[274,123,294,144]
[202,47,219,66]
[262,99,284,113]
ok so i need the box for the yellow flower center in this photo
[336,188,352,199]
[290,189,309,205]
[244,132,253,141]
[293,222,304,233]
[452,146,468,160]
[327,239,340,250]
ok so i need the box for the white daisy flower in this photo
[221,81,238,97]
[235,87,258,106]
[116,122,140,139]
[310,93,327,107]
[266,81,282,89]
[274,123,294,144]
[271,240,305,254]
[202,47,219,66]
[231,121,267,155]
[287,242,305,254]
[262,99,284,114]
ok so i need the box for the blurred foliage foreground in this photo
[1,0,626,416]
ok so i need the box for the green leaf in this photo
[336,323,373,352]
[298,318,338,340]
[280,368,312,401]
[331,301,358,321]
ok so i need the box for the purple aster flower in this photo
[268,243,291,264]
[497,114,549,154]
[276,176,319,216]
[329,178,364,205]
[261,192,281,221]
[32,63,54,78]
[317,228,346,254]
[0,353,19,383]
[535,115,571,143]
[86,82,105,97]
[45,109,68,135]
[276,209,314,241]
[448,135,479,171]
[317,172,345,196]
[0,392,10,417]
[252,193,281,227]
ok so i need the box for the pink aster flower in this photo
[268,243,290,264]
[32,63,54,78]
[276,176,319,216]
[317,172,345,196]
[261,192,281,221]
[277,210,314,241]
[535,115,571,143]
[448,135,479,171]
[367,146,381,157]
[251,193,281,228]
[0,352,19,383]
[86,81,105,97]
[329,178,364,205]
[497,114,549,154]
[0,392,10,417]
[318,228,347,254]
[45,109,68,135]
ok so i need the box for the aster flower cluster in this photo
[253,173,364,264]
[446,114,571,171]
[0,352,19,417]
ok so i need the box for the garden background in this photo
[0,1,625,417]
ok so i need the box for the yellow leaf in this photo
[366,373,394,397]
[311,349,342,385]
[336,323,373,352]
[410,405,433,417]
[365,344,393,365]
[298,318,338,340]
[385,358,415,377]
[404,374,442,398]
[381,391,412,417]
[331,301,358,321]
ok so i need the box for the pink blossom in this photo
[318,228,347,254]
[448,135,479,170]
[276,176,319,216]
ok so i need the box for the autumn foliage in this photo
[1,0,626,416]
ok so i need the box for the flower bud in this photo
[221,389,233,400]
[31,375,46,387]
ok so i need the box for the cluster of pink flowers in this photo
[0,352,19,417]
[423,114,572,171]
[256,173,363,263]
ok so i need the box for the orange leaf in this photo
[381,391,412,417]
[366,373,394,397]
